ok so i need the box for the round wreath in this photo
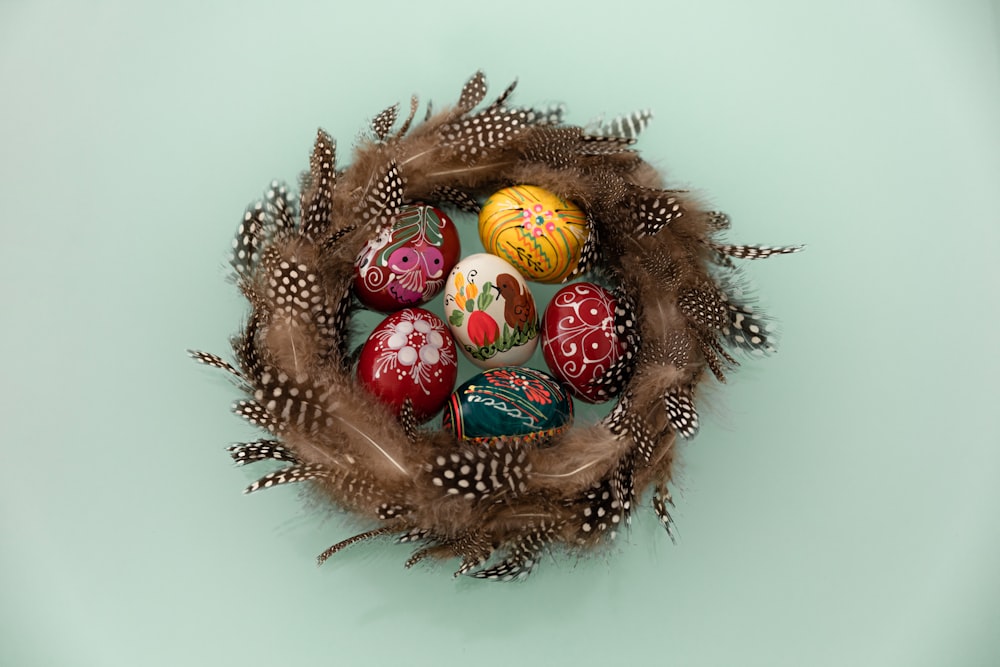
[191,72,800,581]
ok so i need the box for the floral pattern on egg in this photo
[443,253,539,369]
[354,204,460,312]
[478,185,589,284]
[442,367,573,443]
[357,308,458,422]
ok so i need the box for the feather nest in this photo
[192,72,799,580]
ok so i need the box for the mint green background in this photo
[2,1,998,665]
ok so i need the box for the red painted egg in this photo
[357,308,458,422]
[354,205,461,312]
[541,283,626,403]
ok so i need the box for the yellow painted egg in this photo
[478,185,588,283]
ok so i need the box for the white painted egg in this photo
[442,253,539,369]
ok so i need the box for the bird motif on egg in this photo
[354,204,461,312]
[443,253,539,368]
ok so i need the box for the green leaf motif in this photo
[477,282,495,311]
[466,320,540,361]
[449,309,464,327]
[465,299,475,313]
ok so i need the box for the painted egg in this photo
[357,308,458,423]
[442,367,573,443]
[541,282,627,403]
[354,204,461,312]
[478,185,589,284]
[443,253,539,369]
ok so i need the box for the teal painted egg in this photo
[442,367,573,443]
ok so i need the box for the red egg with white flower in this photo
[357,308,458,422]
[541,282,627,403]
[354,205,461,312]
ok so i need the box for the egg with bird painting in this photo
[443,253,539,369]
[354,204,461,312]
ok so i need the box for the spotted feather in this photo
[301,130,336,239]
[245,463,329,494]
[376,503,410,521]
[188,350,244,383]
[612,451,637,521]
[317,527,394,566]
[456,70,488,112]
[589,287,641,398]
[638,248,684,291]
[427,441,531,501]
[449,532,496,576]
[631,189,683,236]
[354,161,405,230]
[664,386,699,439]
[371,103,399,141]
[396,527,434,545]
[234,313,265,383]
[395,95,419,138]
[428,185,481,214]
[720,297,776,355]
[652,485,677,543]
[471,522,557,581]
[440,107,530,163]
[233,400,284,435]
[263,180,296,235]
[486,79,518,111]
[252,365,332,435]
[523,103,566,126]
[518,126,578,168]
[259,249,340,364]
[231,202,267,276]
[706,210,731,230]
[578,134,636,155]
[588,109,654,140]
[605,393,656,464]
[568,216,599,279]
[678,288,729,330]
[691,328,731,383]
[711,243,804,260]
[570,480,625,543]
[228,439,297,465]
[398,399,418,443]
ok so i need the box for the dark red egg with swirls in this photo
[354,205,461,312]
[357,308,458,422]
[541,282,626,403]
